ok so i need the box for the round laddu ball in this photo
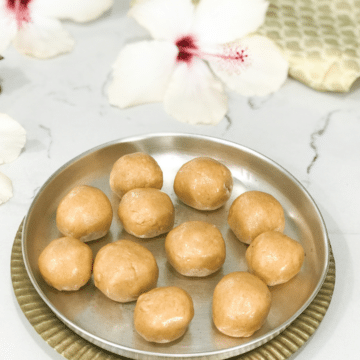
[93,240,159,302]
[212,271,271,338]
[174,157,233,210]
[165,221,226,277]
[110,152,163,198]
[227,190,285,244]
[38,237,93,291]
[134,286,194,343]
[118,188,175,238]
[56,185,113,242]
[246,231,305,286]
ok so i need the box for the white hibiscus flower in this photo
[108,0,289,125]
[0,0,114,58]
[0,114,26,205]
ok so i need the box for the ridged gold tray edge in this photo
[11,220,335,360]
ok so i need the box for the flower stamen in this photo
[201,42,251,75]
[175,35,251,74]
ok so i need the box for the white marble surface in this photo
[1,2,360,360]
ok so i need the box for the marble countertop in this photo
[1,3,359,360]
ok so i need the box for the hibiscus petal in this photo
[193,0,268,44]
[163,58,227,125]
[0,172,13,205]
[108,40,178,108]
[0,5,17,53]
[129,0,195,41]
[0,114,26,164]
[12,15,74,58]
[33,0,114,23]
[208,35,289,97]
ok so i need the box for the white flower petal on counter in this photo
[129,0,194,41]
[163,58,227,125]
[108,40,178,108]
[193,0,268,45]
[0,3,17,53]
[34,0,114,23]
[0,113,26,164]
[0,0,114,58]
[0,172,13,205]
[209,35,289,97]
[13,14,74,58]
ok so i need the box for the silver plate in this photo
[22,133,329,360]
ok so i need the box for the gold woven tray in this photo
[257,0,360,92]
[11,220,335,360]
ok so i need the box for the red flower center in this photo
[175,35,198,64]
[6,0,32,28]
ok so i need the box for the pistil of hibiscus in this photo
[175,35,251,74]
[6,0,32,28]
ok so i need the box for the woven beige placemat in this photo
[257,0,360,92]
[11,220,335,360]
